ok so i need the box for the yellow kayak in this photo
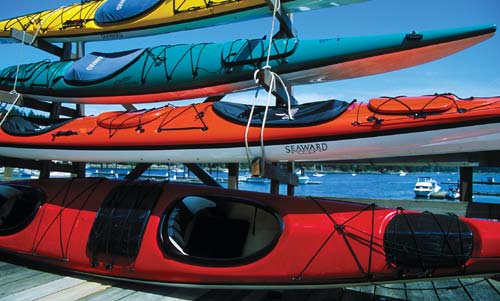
[0,0,366,43]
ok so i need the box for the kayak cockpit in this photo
[212,99,351,126]
[64,49,145,85]
[94,0,162,24]
[0,184,45,235]
[1,116,72,136]
[161,195,282,265]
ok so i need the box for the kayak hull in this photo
[0,94,500,163]
[0,178,498,288]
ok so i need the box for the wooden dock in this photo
[0,257,499,301]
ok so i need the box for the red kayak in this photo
[0,178,499,288]
[1,93,500,163]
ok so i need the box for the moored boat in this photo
[1,93,500,163]
[0,0,366,43]
[299,175,310,184]
[0,25,495,104]
[414,177,442,198]
[445,183,461,200]
[312,172,325,178]
[0,177,499,288]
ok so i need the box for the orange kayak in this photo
[1,93,500,163]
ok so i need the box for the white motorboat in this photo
[414,177,442,198]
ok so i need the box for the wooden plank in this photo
[343,285,375,301]
[0,272,65,299]
[35,280,114,301]
[119,291,171,301]
[0,266,43,286]
[0,262,21,274]
[227,163,239,190]
[372,283,407,300]
[0,260,498,301]
[0,276,85,301]
[460,167,474,202]
[460,278,500,301]
[404,280,439,301]
[486,278,500,295]
[430,278,471,301]
[287,161,295,196]
[77,286,137,301]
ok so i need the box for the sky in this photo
[0,0,499,115]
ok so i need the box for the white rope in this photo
[244,76,261,167]
[261,0,295,120]
[259,76,274,159]
[244,0,298,169]
[264,0,281,68]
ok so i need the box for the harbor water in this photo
[83,167,500,204]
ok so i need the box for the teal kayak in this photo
[0,24,495,104]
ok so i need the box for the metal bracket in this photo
[251,157,299,186]
[122,103,137,111]
[256,68,298,107]
[0,91,22,105]
[203,95,226,103]
[184,163,222,188]
[264,0,296,38]
[10,28,65,58]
